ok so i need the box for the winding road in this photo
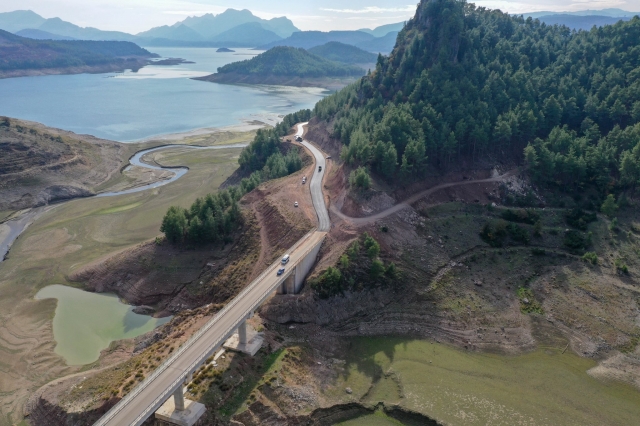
[91,122,509,425]
[94,126,330,426]
[298,123,330,232]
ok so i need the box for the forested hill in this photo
[308,42,378,65]
[215,46,365,78]
[0,29,155,74]
[312,0,640,199]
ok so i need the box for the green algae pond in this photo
[328,337,640,426]
[35,284,171,365]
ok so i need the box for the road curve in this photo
[297,123,330,232]
[331,170,517,226]
[93,124,330,426]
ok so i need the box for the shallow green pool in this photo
[336,412,404,426]
[35,285,171,365]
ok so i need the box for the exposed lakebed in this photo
[1,143,246,262]
[35,285,171,366]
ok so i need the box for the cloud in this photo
[320,6,416,14]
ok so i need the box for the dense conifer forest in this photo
[311,0,640,199]
[216,46,365,78]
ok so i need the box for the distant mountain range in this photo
[520,9,639,30]
[258,30,399,54]
[0,9,402,53]
[534,15,632,30]
[2,7,634,55]
[523,8,639,19]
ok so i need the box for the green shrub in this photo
[480,220,508,247]
[507,223,530,244]
[614,258,629,274]
[531,248,546,256]
[582,252,598,265]
[564,230,590,252]
[601,194,618,218]
[501,208,539,224]
[517,287,544,314]
[565,208,597,230]
[349,166,372,191]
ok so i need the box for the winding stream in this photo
[0,143,246,262]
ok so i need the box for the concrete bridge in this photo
[94,123,328,426]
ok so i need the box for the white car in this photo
[294,202,299,207]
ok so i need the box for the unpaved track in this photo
[331,170,518,226]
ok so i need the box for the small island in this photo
[216,47,235,53]
[195,46,365,90]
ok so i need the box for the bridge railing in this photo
[94,228,320,426]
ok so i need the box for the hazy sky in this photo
[1,0,637,33]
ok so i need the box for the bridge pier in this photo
[155,385,205,426]
[284,267,297,294]
[223,315,264,356]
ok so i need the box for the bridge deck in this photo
[95,231,326,426]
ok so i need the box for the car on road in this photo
[318,166,322,172]
[277,267,285,276]
[302,176,306,184]
[295,136,303,142]
[294,202,299,207]
[282,254,290,264]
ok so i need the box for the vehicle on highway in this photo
[277,267,285,276]
[294,201,299,207]
[295,136,303,142]
[282,254,290,264]
[319,166,322,172]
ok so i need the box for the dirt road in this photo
[331,170,517,226]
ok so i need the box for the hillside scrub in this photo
[308,0,640,202]
[310,233,398,298]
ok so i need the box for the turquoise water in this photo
[35,285,172,365]
[0,47,326,142]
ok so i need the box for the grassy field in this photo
[326,337,640,426]
[0,142,246,425]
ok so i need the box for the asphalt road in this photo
[94,125,330,426]
[297,123,330,232]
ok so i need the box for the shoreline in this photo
[194,72,359,91]
[135,114,278,143]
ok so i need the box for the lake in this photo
[35,285,172,365]
[0,47,327,142]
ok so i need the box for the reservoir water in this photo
[35,285,172,365]
[0,47,327,141]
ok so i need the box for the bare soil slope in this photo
[0,117,126,211]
